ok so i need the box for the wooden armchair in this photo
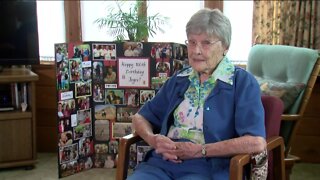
[116,96,285,180]
[230,95,285,180]
[247,44,320,178]
[116,134,142,180]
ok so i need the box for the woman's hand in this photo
[131,114,203,163]
[151,134,182,163]
[174,142,202,160]
[132,114,181,162]
[150,135,203,162]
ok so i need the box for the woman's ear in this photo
[223,50,228,56]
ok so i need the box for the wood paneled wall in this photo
[291,77,320,162]
[32,64,57,152]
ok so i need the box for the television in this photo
[0,0,40,67]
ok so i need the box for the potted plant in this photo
[94,1,169,42]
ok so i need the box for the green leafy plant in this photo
[94,1,169,42]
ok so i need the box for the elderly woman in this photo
[129,8,266,180]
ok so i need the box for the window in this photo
[81,1,124,42]
[147,1,204,44]
[37,1,65,61]
[223,1,253,64]
[39,1,253,63]
[81,1,203,44]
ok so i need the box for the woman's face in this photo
[187,33,227,75]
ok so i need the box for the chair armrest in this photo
[281,114,301,121]
[267,137,286,180]
[229,153,251,180]
[229,136,285,180]
[116,133,142,180]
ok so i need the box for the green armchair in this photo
[246,44,320,179]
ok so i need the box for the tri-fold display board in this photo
[55,41,188,178]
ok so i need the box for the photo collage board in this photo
[55,41,188,178]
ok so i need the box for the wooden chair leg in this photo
[285,155,300,180]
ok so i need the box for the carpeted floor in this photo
[0,153,319,179]
[291,162,320,180]
[0,153,115,180]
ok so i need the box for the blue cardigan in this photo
[139,66,266,179]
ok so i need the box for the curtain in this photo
[252,0,320,50]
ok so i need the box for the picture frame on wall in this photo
[123,42,143,57]
[118,57,150,88]
[76,108,92,125]
[75,81,92,98]
[94,104,116,121]
[124,89,139,107]
[112,122,132,139]
[69,58,83,83]
[92,43,117,61]
[94,120,110,141]
[151,76,169,91]
[59,143,79,164]
[105,89,125,105]
[73,123,92,140]
[116,107,139,122]
[139,90,155,105]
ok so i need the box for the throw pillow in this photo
[255,77,305,112]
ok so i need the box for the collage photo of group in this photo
[55,41,188,178]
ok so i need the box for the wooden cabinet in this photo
[0,68,38,168]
